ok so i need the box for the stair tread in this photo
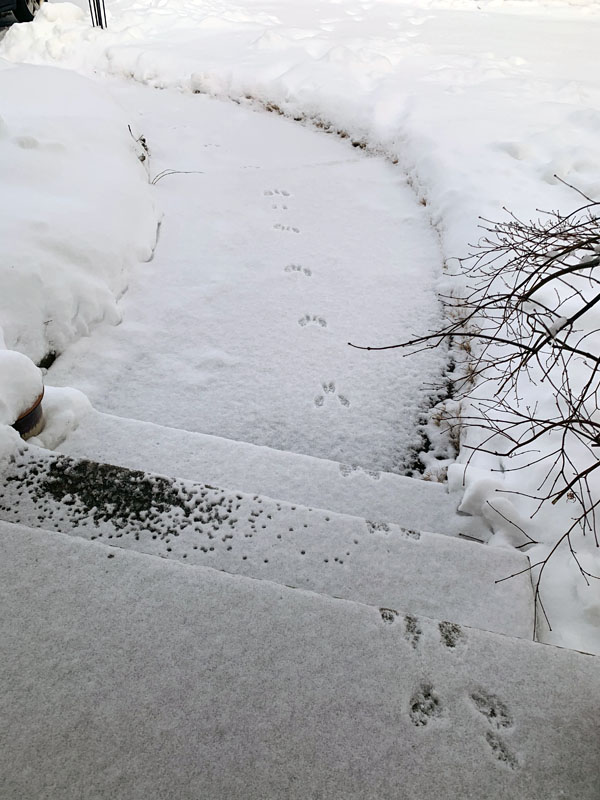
[57,408,483,537]
[1,520,597,800]
[0,443,533,639]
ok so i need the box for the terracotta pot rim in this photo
[16,385,45,422]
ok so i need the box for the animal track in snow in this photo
[284,264,312,277]
[470,690,513,729]
[409,684,442,727]
[274,223,300,234]
[380,608,399,624]
[439,621,464,648]
[400,528,421,541]
[298,314,327,329]
[265,189,290,211]
[485,732,519,770]
[403,614,422,649]
[314,381,351,408]
[339,463,380,480]
[366,520,391,535]
[470,689,519,770]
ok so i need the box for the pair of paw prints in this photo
[407,685,518,769]
[380,611,463,651]
[314,381,350,408]
[284,263,312,277]
[339,463,381,481]
[298,314,327,329]
[377,609,519,768]
[264,188,290,197]
[264,188,290,211]
[378,610,423,649]
[274,223,300,233]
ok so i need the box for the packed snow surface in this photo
[1,523,599,799]
[0,445,534,637]
[45,82,446,473]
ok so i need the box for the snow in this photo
[28,384,92,449]
[43,82,447,473]
[0,61,157,365]
[3,0,600,256]
[0,444,534,636]
[0,349,42,425]
[1,521,599,799]
[56,407,486,538]
[1,0,600,653]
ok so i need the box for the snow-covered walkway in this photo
[2,4,600,794]
[47,81,445,472]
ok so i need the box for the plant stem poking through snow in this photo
[151,169,205,185]
[350,194,600,634]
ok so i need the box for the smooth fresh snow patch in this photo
[45,82,446,473]
[0,522,598,799]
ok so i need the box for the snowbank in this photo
[0,350,42,426]
[0,61,157,365]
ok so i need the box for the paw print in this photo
[265,188,291,211]
[469,689,519,769]
[298,314,327,328]
[284,264,312,277]
[314,381,351,408]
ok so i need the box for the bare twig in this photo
[352,198,600,634]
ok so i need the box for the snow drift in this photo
[0,61,157,365]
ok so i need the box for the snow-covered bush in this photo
[354,194,600,632]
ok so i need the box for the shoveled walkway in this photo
[47,81,446,473]
[5,73,596,800]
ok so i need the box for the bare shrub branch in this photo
[350,199,600,635]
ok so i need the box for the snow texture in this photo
[43,82,446,474]
[1,0,600,651]
[0,349,42,425]
[57,407,484,537]
[0,443,533,636]
[0,521,598,799]
[0,62,157,365]
[28,384,92,449]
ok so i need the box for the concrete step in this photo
[56,407,484,538]
[0,442,533,638]
[1,521,597,800]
